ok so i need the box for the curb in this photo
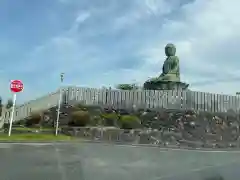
[1,139,240,152]
[79,140,240,151]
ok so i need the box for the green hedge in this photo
[101,113,119,126]
[25,112,42,127]
[119,115,141,129]
[69,110,90,126]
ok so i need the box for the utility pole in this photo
[55,73,64,136]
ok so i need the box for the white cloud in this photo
[145,0,176,16]
[113,12,142,31]
[76,11,91,24]
[67,11,91,34]
[113,0,182,31]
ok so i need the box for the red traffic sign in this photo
[10,80,23,93]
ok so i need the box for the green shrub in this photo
[75,103,86,108]
[69,111,90,126]
[71,106,82,112]
[119,115,141,129]
[90,116,102,126]
[101,113,119,126]
[25,112,42,127]
[74,104,90,111]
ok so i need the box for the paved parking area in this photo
[0,142,240,180]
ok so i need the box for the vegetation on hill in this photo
[119,115,141,129]
[25,112,42,127]
[9,102,237,131]
[1,102,239,148]
[10,103,145,129]
[69,110,90,126]
[116,83,140,90]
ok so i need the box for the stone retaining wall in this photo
[61,127,240,149]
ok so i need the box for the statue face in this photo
[165,43,176,56]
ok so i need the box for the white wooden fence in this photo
[2,86,240,123]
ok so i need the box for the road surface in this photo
[0,142,240,180]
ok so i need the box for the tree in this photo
[116,83,140,90]
[6,99,13,109]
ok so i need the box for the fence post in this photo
[180,90,183,109]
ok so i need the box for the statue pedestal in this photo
[143,80,189,90]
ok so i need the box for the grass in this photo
[13,127,58,132]
[0,126,77,142]
[0,133,76,141]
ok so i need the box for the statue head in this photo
[165,43,176,56]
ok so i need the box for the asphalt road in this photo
[0,142,240,180]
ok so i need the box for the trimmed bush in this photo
[119,115,141,129]
[25,112,42,127]
[69,111,90,126]
[101,113,119,126]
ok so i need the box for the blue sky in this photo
[0,0,240,103]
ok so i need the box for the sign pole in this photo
[8,93,17,136]
[55,88,62,136]
[9,79,23,137]
[55,73,64,136]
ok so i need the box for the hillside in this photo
[11,102,240,148]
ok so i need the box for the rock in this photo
[17,103,240,149]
